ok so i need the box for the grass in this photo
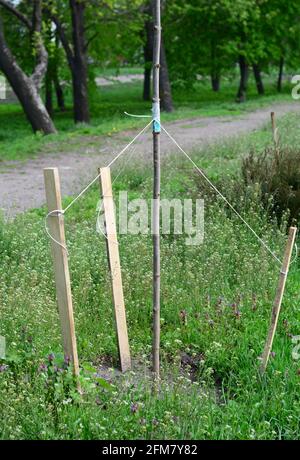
[1,111,300,439]
[0,69,296,161]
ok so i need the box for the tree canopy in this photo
[0,0,299,133]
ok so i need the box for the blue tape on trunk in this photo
[153,119,161,133]
[152,102,161,133]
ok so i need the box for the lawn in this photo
[0,110,300,440]
[0,69,296,161]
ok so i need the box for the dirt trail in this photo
[0,102,299,218]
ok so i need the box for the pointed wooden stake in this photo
[260,226,297,375]
[271,111,280,163]
[99,167,131,372]
[44,168,79,377]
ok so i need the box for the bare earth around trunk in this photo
[1,102,299,218]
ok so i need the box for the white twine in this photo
[96,124,149,245]
[124,111,152,118]
[290,242,298,266]
[44,209,69,254]
[160,123,297,267]
[44,116,298,269]
[45,119,153,250]
[64,119,153,213]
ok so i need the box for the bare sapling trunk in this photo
[236,55,248,103]
[152,0,161,381]
[143,0,173,111]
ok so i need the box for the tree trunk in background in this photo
[143,19,153,101]
[211,74,220,91]
[277,57,284,92]
[54,73,65,111]
[253,63,264,95]
[143,65,152,101]
[236,55,248,102]
[45,67,53,117]
[0,20,56,134]
[159,37,173,112]
[211,39,220,92]
[70,0,89,123]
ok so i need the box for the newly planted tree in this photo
[152,0,161,381]
[142,0,173,111]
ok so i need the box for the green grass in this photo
[0,70,296,161]
[1,112,300,439]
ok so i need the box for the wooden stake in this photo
[44,168,79,377]
[260,226,297,375]
[270,112,278,146]
[99,167,131,372]
[271,111,280,164]
[152,0,161,380]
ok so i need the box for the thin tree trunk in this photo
[144,66,152,101]
[53,30,65,112]
[69,0,90,123]
[143,1,173,111]
[211,39,220,92]
[45,67,53,117]
[0,19,56,134]
[54,73,65,112]
[277,57,284,92]
[253,63,264,95]
[236,55,248,103]
[152,0,161,381]
[143,19,153,101]
[211,74,220,91]
[159,36,173,112]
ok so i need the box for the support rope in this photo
[45,119,153,250]
[44,117,298,268]
[160,123,293,267]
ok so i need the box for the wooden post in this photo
[44,168,79,377]
[152,0,161,380]
[99,167,131,372]
[260,226,297,374]
[271,111,280,164]
[270,112,278,145]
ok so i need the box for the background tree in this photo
[0,0,56,134]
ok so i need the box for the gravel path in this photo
[1,102,299,218]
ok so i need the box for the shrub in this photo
[241,145,300,225]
